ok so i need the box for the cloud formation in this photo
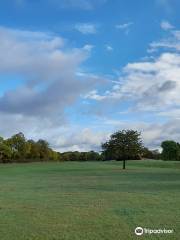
[0,26,102,151]
[0,26,93,117]
[161,20,174,30]
[75,23,97,34]
[52,127,108,152]
[149,29,180,52]
[116,22,133,34]
[83,24,180,150]
[85,26,180,113]
[1,21,180,152]
[86,53,180,114]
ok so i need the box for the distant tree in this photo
[0,137,13,163]
[79,152,88,161]
[0,133,64,163]
[65,152,79,161]
[6,132,30,161]
[60,151,103,162]
[151,149,161,160]
[57,152,62,161]
[49,149,59,161]
[86,151,102,161]
[61,152,69,161]
[37,139,50,160]
[27,140,40,160]
[161,140,180,161]
[142,147,161,160]
[102,130,143,169]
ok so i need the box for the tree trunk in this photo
[123,159,126,169]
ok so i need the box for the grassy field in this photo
[0,160,179,240]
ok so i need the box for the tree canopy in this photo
[161,140,180,161]
[102,130,143,169]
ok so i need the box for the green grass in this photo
[0,160,179,240]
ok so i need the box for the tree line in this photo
[0,131,179,163]
[0,132,59,163]
[0,132,102,163]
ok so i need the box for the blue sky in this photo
[0,0,180,151]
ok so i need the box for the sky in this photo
[0,0,180,152]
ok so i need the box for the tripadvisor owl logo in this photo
[134,226,174,236]
[135,227,144,236]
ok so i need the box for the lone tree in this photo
[102,130,143,169]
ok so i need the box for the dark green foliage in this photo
[102,130,143,163]
[61,151,103,162]
[101,130,143,169]
[0,133,102,163]
[161,140,180,161]
[36,139,50,160]
[142,147,161,159]
[0,137,13,163]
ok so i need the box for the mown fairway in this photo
[0,160,179,240]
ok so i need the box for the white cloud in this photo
[161,20,174,31]
[0,26,96,117]
[83,44,94,52]
[105,45,113,51]
[75,23,97,34]
[158,109,180,119]
[116,22,133,34]
[52,127,108,152]
[149,28,180,52]
[85,53,180,112]
[0,26,103,151]
[139,120,180,149]
[0,25,121,152]
[84,90,106,101]
[80,20,180,151]
[1,22,180,151]
[97,117,180,150]
[83,26,180,149]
